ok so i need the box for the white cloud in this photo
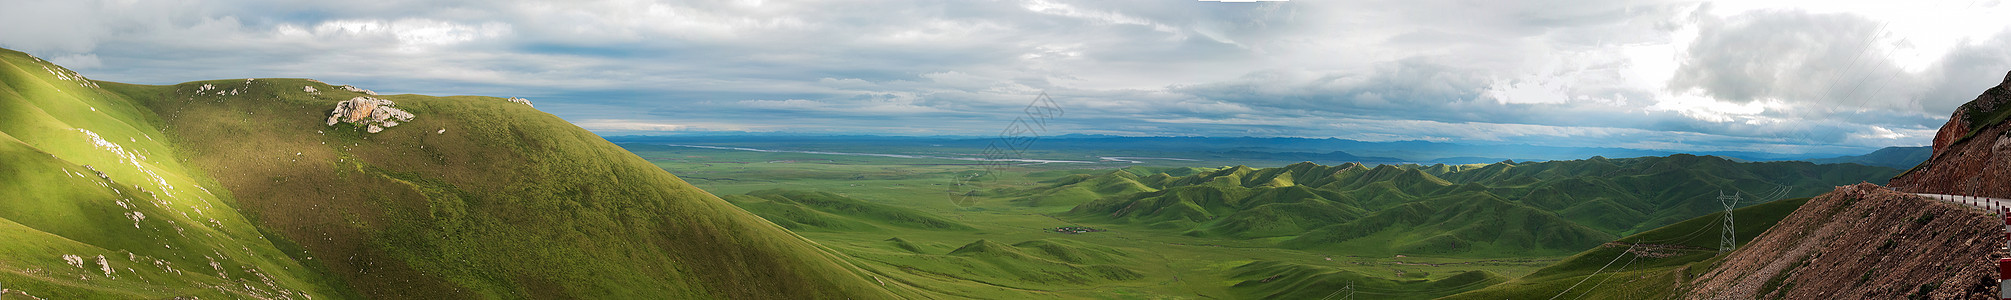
[284,19,512,52]
[47,53,104,69]
[0,0,108,53]
[737,99,826,110]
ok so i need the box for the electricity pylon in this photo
[1718,191,1741,252]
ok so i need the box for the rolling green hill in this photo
[1227,260,1509,300]
[0,47,908,298]
[723,189,975,232]
[1041,156,1894,257]
[1438,197,1809,299]
[833,236,1148,293]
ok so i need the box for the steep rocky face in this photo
[1892,71,2011,198]
[1931,112,1970,153]
[1685,184,2002,299]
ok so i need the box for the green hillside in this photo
[836,237,1148,292]
[0,47,907,298]
[0,48,348,298]
[1227,260,1509,300]
[1043,157,1892,257]
[1439,197,1810,299]
[723,189,975,232]
[1275,191,1615,256]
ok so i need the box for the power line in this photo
[1318,282,1355,300]
[1571,251,1644,300]
[1631,213,1724,245]
[1736,183,1792,204]
[1552,243,1632,300]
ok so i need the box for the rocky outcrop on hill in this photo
[336,84,378,95]
[325,96,413,133]
[507,97,533,107]
[1891,71,2011,198]
[1684,184,2001,299]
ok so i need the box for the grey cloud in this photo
[1670,10,1906,105]
[1667,8,2011,140]
[1914,30,2011,116]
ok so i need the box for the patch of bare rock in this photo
[326,97,413,133]
[337,85,378,95]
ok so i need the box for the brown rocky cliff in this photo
[1931,110,1970,154]
[1685,184,2002,299]
[1892,71,2011,198]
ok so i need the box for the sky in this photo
[3,0,2010,155]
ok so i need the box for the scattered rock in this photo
[437,129,446,134]
[507,97,534,107]
[337,85,378,95]
[96,255,112,277]
[81,165,106,179]
[61,254,84,268]
[41,65,98,88]
[325,96,414,133]
[303,86,318,94]
[125,211,144,228]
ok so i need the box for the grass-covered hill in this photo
[0,47,906,298]
[0,48,346,298]
[1039,155,1895,257]
[1438,196,1809,299]
[722,189,975,232]
[1227,260,1508,300]
[842,237,1149,292]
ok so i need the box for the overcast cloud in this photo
[3,0,2009,155]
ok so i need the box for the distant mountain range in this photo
[1801,146,1931,169]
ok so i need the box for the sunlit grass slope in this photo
[1,47,908,299]
[837,236,1149,294]
[0,48,348,298]
[723,189,976,232]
